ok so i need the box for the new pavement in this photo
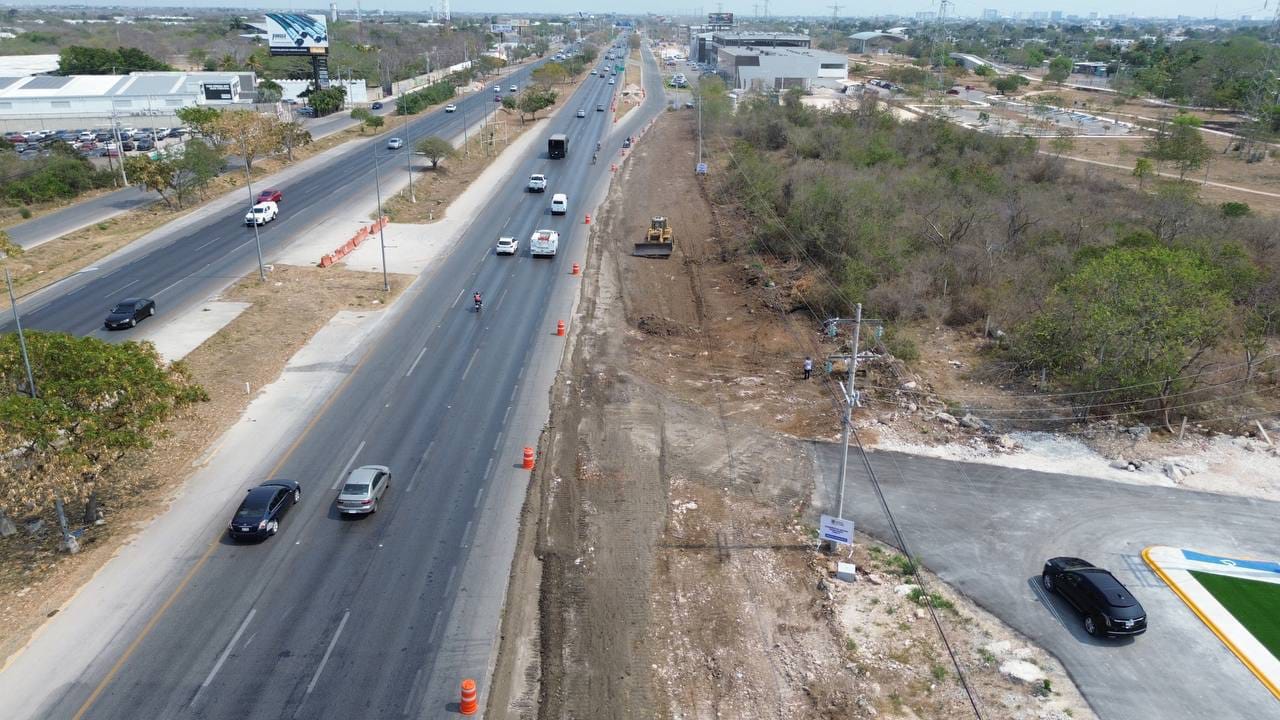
[812,443,1280,719]
[26,45,667,720]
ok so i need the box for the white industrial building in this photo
[0,71,251,130]
[716,47,849,91]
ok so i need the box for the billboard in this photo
[202,82,233,101]
[490,23,515,33]
[708,12,734,25]
[265,13,329,56]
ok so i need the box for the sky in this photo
[8,0,1277,21]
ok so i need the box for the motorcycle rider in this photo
[473,291,482,310]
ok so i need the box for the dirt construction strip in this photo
[1143,546,1280,701]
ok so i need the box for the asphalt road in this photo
[2,62,537,337]
[812,443,1279,720]
[34,47,663,720]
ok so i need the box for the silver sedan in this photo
[336,465,391,515]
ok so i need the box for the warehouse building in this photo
[716,47,848,91]
[0,71,250,130]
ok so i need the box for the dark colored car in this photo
[135,139,155,151]
[371,101,383,110]
[1042,557,1147,637]
[257,188,283,204]
[104,297,156,330]
[227,480,302,540]
[121,140,136,151]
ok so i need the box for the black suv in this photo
[1042,557,1147,637]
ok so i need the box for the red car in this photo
[256,189,283,204]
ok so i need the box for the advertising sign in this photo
[265,13,329,56]
[708,11,735,25]
[490,24,515,33]
[819,514,855,546]
[202,82,233,101]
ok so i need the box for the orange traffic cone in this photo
[522,447,535,470]
[556,320,566,336]
[460,678,478,715]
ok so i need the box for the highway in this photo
[30,44,665,719]
[4,61,536,336]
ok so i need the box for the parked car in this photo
[227,480,302,540]
[12,143,26,153]
[121,140,136,151]
[168,127,188,138]
[1042,557,1148,638]
[335,465,390,515]
[245,201,279,226]
[496,236,518,255]
[387,137,404,150]
[135,139,155,151]
[104,297,156,330]
[257,188,283,204]
[444,103,457,112]
[371,101,384,110]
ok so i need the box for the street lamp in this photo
[404,113,415,203]
[371,143,390,292]
[5,268,37,399]
[242,161,267,282]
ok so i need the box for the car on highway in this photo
[509,84,518,92]
[576,109,586,118]
[257,188,283,204]
[245,201,279,226]
[609,78,616,85]
[590,69,598,75]
[445,103,457,112]
[371,101,384,110]
[387,137,404,150]
[550,192,568,215]
[596,103,605,112]
[227,480,302,540]
[103,297,156,330]
[1042,557,1148,638]
[336,465,390,515]
[622,137,632,148]
[527,173,547,192]
[496,236,518,255]
[492,85,501,92]
[529,229,559,257]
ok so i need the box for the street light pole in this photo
[371,143,390,292]
[404,114,416,203]
[239,130,267,281]
[835,303,862,523]
[5,268,37,398]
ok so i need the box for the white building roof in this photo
[0,54,60,76]
[0,71,242,100]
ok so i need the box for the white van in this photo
[550,193,568,215]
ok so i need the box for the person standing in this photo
[803,356,813,380]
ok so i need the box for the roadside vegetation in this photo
[700,80,1278,425]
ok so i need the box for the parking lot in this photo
[813,444,1279,720]
[5,125,191,162]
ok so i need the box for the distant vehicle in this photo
[245,201,279,226]
[227,480,301,540]
[371,101,384,110]
[496,236,518,255]
[493,85,501,92]
[591,69,598,75]
[1042,557,1148,638]
[297,106,316,117]
[965,85,975,90]
[509,84,518,92]
[596,103,605,112]
[445,103,457,112]
[257,188,283,204]
[336,465,390,515]
[171,127,190,138]
[622,137,631,148]
[609,78,616,85]
[135,139,155,151]
[121,140,136,151]
[547,133,568,159]
[387,137,404,150]
[550,192,568,215]
[576,108,586,118]
[529,229,560,257]
[104,297,156,330]
[527,173,547,192]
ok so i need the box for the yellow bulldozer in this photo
[634,216,674,258]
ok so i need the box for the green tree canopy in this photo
[415,136,455,168]
[1046,55,1072,84]
[58,46,171,75]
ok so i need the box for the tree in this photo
[515,88,558,123]
[123,139,222,209]
[1146,113,1212,179]
[124,155,180,208]
[1132,156,1155,190]
[416,136,455,169]
[208,110,282,175]
[1015,245,1232,427]
[0,333,206,523]
[1049,128,1075,157]
[532,62,567,87]
[1046,55,1072,84]
[256,78,283,104]
[1025,47,1046,69]
[364,115,385,132]
[501,94,517,112]
[992,75,1027,95]
[175,106,221,139]
[350,107,372,131]
[307,86,347,116]
[974,64,995,77]
[278,122,312,162]
[57,45,171,74]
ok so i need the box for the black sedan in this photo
[1042,557,1147,637]
[227,481,302,541]
[104,297,155,330]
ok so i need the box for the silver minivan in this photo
[336,465,391,514]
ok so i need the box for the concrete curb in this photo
[1143,545,1280,701]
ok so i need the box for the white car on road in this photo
[529,229,559,257]
[445,103,457,112]
[496,236,519,255]
[244,201,278,226]
[550,193,568,215]
[387,137,404,150]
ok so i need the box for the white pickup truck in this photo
[529,229,560,257]
[527,173,547,192]
[244,201,278,226]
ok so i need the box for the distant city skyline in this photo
[2,0,1273,22]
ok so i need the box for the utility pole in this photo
[5,268,37,399]
[829,2,842,22]
[834,303,861,522]
[405,113,415,203]
[371,143,390,292]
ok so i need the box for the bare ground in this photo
[490,110,1094,719]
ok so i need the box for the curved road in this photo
[23,43,664,720]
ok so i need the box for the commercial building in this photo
[0,71,251,130]
[716,47,848,91]
[691,30,810,65]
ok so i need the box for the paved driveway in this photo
[812,443,1279,720]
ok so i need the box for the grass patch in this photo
[1189,570,1280,661]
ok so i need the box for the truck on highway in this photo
[548,133,568,159]
[530,229,560,257]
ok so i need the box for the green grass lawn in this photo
[1189,570,1280,662]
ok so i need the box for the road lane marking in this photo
[484,457,494,478]
[332,440,366,490]
[304,609,350,695]
[445,565,459,595]
[406,440,434,493]
[192,608,256,705]
[105,279,139,299]
[474,487,484,509]
[405,346,428,377]
[461,347,480,381]
[428,610,443,643]
[502,405,512,426]
[194,236,222,252]
[452,287,466,307]
[495,287,509,312]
